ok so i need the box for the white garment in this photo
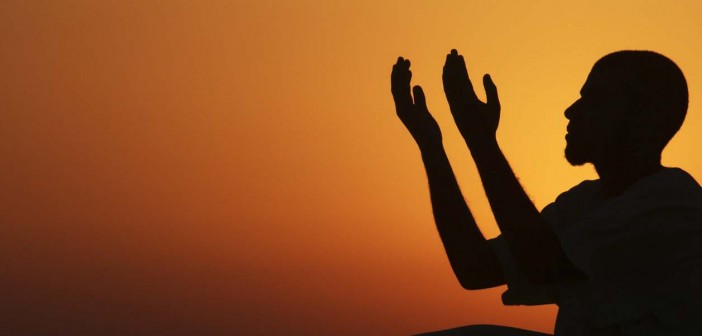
[490,167,702,336]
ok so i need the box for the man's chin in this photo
[565,147,589,166]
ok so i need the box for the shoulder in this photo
[623,167,702,220]
[541,179,602,228]
[553,178,602,206]
[649,167,702,196]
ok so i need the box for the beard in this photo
[564,138,590,166]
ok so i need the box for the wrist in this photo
[417,137,443,151]
[464,135,499,153]
[419,142,447,159]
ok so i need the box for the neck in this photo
[593,151,663,198]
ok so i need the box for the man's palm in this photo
[391,57,441,148]
[442,49,501,143]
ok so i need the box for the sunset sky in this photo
[3,1,702,335]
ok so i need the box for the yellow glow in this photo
[2,0,702,334]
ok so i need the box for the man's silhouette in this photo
[391,50,702,335]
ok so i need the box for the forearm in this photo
[419,143,505,289]
[466,138,560,283]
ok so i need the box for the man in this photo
[391,50,702,335]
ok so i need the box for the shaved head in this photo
[564,51,688,166]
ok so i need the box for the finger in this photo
[444,49,458,67]
[391,62,413,108]
[391,57,411,90]
[442,51,458,78]
[392,77,412,101]
[444,52,453,69]
[446,54,477,102]
[483,74,500,108]
[457,56,475,86]
[413,85,427,110]
[396,56,411,69]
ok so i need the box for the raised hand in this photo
[391,56,442,149]
[442,49,500,145]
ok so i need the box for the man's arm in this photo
[420,143,506,289]
[470,142,563,285]
[442,50,563,284]
[391,57,505,289]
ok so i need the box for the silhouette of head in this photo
[564,50,688,166]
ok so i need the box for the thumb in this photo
[413,85,428,111]
[483,74,500,109]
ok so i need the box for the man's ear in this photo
[628,105,671,152]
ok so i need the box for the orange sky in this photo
[3,1,702,335]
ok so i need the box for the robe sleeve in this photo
[488,235,559,306]
[487,202,568,306]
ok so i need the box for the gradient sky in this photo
[3,1,702,335]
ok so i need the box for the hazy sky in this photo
[3,1,702,335]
